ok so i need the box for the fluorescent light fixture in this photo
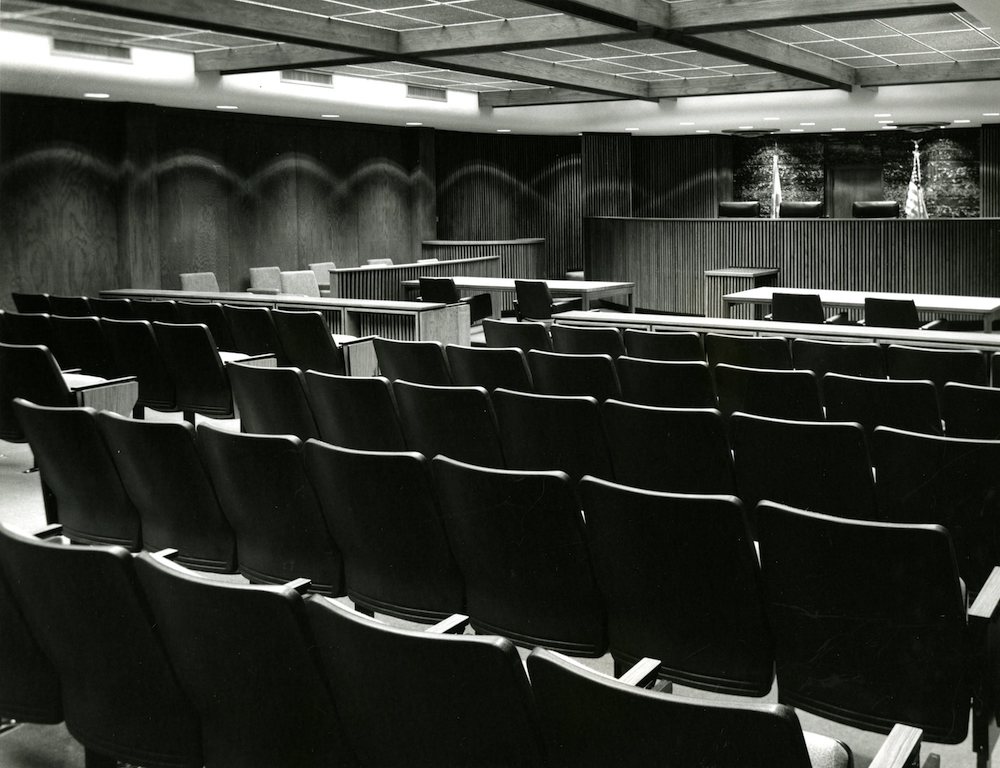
[882,125,898,130]
[695,129,710,134]
[831,127,846,132]
[737,125,753,130]
[800,122,815,126]
[877,119,894,124]
[216,105,238,110]
[789,128,804,133]
[84,92,110,99]
[985,112,1000,117]
[496,128,511,133]
[405,121,422,126]
[321,114,340,118]
[874,113,892,117]
[679,121,695,126]
[762,117,780,121]
[953,119,971,124]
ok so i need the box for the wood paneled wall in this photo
[586,216,1000,314]
[582,133,632,217]
[632,136,731,218]
[984,124,1000,218]
[435,131,582,278]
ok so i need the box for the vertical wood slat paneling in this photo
[435,131,582,279]
[631,136,726,218]
[587,217,1000,316]
[984,125,1000,218]
[329,255,503,301]
[582,134,632,217]
[420,240,544,279]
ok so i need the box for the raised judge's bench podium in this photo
[704,268,779,319]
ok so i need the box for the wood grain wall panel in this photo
[984,125,1000,218]
[0,96,123,309]
[587,217,1000,315]
[119,104,160,290]
[632,136,727,218]
[420,240,544,279]
[436,132,582,279]
[582,133,632,217]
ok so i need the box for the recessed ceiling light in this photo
[216,105,238,110]
[738,125,754,130]
[882,125,898,130]
[800,122,815,126]
[695,129,711,134]
[877,119,894,124]
[321,114,340,118]
[831,127,847,132]
[496,128,511,133]
[874,113,892,117]
[762,117,780,121]
[679,121,695,126]
[984,112,1000,117]
[406,121,422,126]
[953,119,971,124]
[789,128,804,133]
[625,127,637,131]
[84,92,110,99]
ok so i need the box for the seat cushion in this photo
[804,731,852,768]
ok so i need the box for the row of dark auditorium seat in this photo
[5,396,995,766]
[1,521,938,768]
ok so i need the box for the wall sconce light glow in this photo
[84,92,110,99]
[216,105,239,110]
[321,114,340,118]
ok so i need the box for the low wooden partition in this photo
[328,256,502,302]
[554,310,1000,354]
[585,217,1000,315]
[420,239,545,281]
[100,289,470,376]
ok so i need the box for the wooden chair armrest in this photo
[34,524,63,540]
[152,548,180,561]
[425,614,470,635]
[868,724,924,768]
[340,334,379,348]
[920,319,948,331]
[284,578,312,595]
[618,657,660,689]
[970,566,1000,622]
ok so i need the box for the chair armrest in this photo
[466,292,494,324]
[71,375,137,392]
[969,566,1000,727]
[920,319,948,331]
[284,578,312,595]
[868,724,924,768]
[246,288,280,295]
[618,657,660,689]
[34,524,63,540]
[425,614,470,635]
[824,312,858,325]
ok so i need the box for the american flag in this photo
[770,154,781,219]
[904,141,928,219]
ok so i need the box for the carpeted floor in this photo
[0,412,994,768]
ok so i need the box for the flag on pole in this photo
[770,153,782,219]
[904,140,928,219]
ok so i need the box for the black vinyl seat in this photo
[769,292,851,324]
[0,525,203,768]
[228,363,319,439]
[792,337,886,379]
[197,423,344,595]
[513,279,581,322]
[134,552,356,768]
[13,399,141,549]
[444,344,533,392]
[174,300,237,352]
[49,314,111,376]
[601,401,735,494]
[872,425,1000,595]
[270,308,345,374]
[303,441,464,622]
[579,476,773,694]
[615,357,716,408]
[757,501,1000,757]
[305,596,544,767]
[527,349,621,400]
[47,294,92,317]
[493,388,614,483]
[885,343,989,395]
[393,380,505,468]
[527,646,855,768]
[942,381,1000,438]
[705,332,792,369]
[153,321,247,422]
[714,363,823,421]
[431,455,606,656]
[0,311,52,348]
[11,292,50,314]
[731,412,878,521]
[550,324,626,357]
[223,303,285,359]
[622,328,704,361]
[101,318,176,417]
[863,297,946,330]
[823,372,942,439]
[305,371,406,451]
[130,299,177,323]
[418,276,492,324]
[97,412,236,572]
[374,337,451,385]
[87,296,133,320]
[482,318,552,352]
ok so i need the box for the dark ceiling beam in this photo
[424,53,651,99]
[675,31,857,90]
[855,60,1000,86]
[28,0,398,53]
[648,72,830,99]
[479,88,628,108]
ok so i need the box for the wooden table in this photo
[401,277,636,312]
[722,287,1000,333]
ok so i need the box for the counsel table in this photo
[722,287,1000,333]
[401,277,636,312]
